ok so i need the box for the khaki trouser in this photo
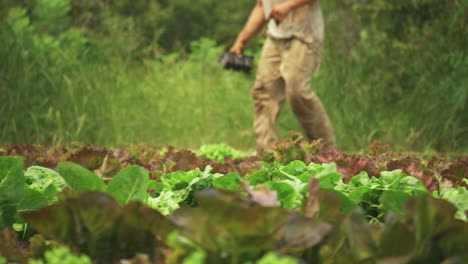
[252,37,336,150]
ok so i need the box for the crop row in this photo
[1,142,467,263]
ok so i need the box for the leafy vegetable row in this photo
[2,140,467,193]
[1,155,468,263]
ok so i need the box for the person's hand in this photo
[230,41,245,57]
[270,2,292,24]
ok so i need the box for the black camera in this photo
[219,51,253,73]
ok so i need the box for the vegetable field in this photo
[1,137,467,264]
[1,1,467,263]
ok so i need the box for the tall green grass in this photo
[0,29,258,149]
[315,0,468,153]
[102,39,257,149]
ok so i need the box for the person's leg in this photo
[280,39,336,150]
[252,38,286,150]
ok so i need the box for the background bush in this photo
[0,0,466,153]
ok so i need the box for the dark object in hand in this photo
[219,51,253,73]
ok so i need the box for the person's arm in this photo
[270,0,317,23]
[230,0,266,56]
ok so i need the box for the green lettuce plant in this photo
[433,187,468,221]
[28,246,91,264]
[197,144,246,163]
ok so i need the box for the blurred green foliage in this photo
[316,0,468,151]
[0,0,466,153]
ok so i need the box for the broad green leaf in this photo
[281,160,309,178]
[308,162,325,172]
[397,176,428,195]
[15,186,49,228]
[433,187,468,221]
[106,165,149,205]
[148,180,164,192]
[379,190,411,217]
[0,205,16,231]
[333,180,355,194]
[17,186,48,212]
[332,190,358,213]
[247,170,270,185]
[313,163,341,189]
[0,156,25,204]
[348,186,373,202]
[266,181,302,209]
[212,172,242,191]
[0,157,24,231]
[57,162,105,191]
[40,184,60,204]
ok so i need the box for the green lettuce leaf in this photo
[433,187,468,221]
[0,156,25,230]
[28,246,92,264]
[247,170,270,185]
[280,160,310,182]
[149,167,216,215]
[379,190,411,218]
[197,143,245,163]
[57,162,105,191]
[106,165,149,205]
[0,156,25,205]
[25,166,68,203]
[378,170,428,195]
[312,163,341,189]
[148,190,184,216]
[265,181,304,209]
[212,172,242,191]
[17,186,48,213]
[25,166,68,191]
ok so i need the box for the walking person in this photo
[230,0,336,151]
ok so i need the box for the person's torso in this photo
[261,0,324,43]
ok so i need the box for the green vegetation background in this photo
[0,0,467,153]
